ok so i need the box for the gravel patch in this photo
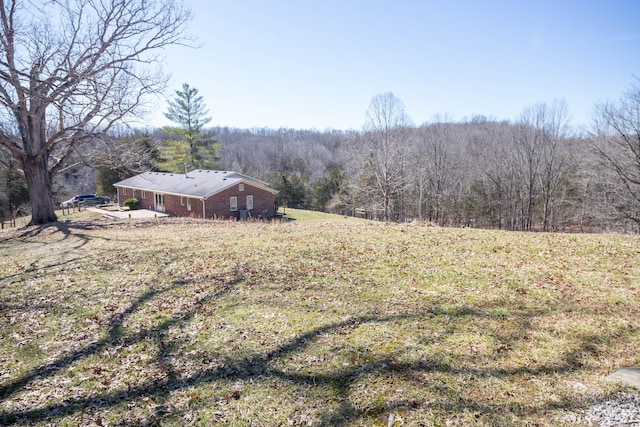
[587,392,640,427]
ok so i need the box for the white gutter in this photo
[202,199,206,219]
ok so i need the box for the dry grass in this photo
[0,210,639,426]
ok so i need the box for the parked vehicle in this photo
[60,194,110,208]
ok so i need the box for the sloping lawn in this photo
[0,212,639,426]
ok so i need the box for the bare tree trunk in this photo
[22,155,57,225]
[417,175,425,221]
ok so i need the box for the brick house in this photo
[114,170,278,219]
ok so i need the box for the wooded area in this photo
[3,81,640,234]
[211,101,638,234]
[176,85,636,234]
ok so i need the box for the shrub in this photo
[123,198,139,210]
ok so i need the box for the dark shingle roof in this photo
[114,170,276,199]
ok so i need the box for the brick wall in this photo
[116,183,276,219]
[204,183,276,219]
[163,194,203,218]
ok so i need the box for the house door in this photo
[154,193,165,212]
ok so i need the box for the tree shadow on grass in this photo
[0,259,245,402]
[1,285,630,426]
[7,217,121,240]
[0,217,188,284]
[0,220,118,283]
[1,215,166,246]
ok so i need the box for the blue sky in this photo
[150,0,640,131]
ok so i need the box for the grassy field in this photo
[0,209,639,426]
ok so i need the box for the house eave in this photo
[114,177,278,198]
[113,184,206,200]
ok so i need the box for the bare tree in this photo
[526,101,574,231]
[357,93,413,221]
[510,120,541,230]
[592,79,640,226]
[413,116,461,225]
[475,121,517,229]
[508,101,572,230]
[95,132,161,197]
[0,0,191,225]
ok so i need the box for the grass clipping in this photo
[0,214,639,426]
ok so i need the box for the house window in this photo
[246,195,253,210]
[141,191,146,199]
[133,189,137,198]
[239,183,244,192]
[180,196,185,206]
[230,196,237,212]
[123,187,127,195]
[187,198,191,211]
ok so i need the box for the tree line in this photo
[3,81,640,234]
[206,86,638,234]
[92,82,638,234]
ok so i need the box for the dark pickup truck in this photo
[60,194,111,208]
